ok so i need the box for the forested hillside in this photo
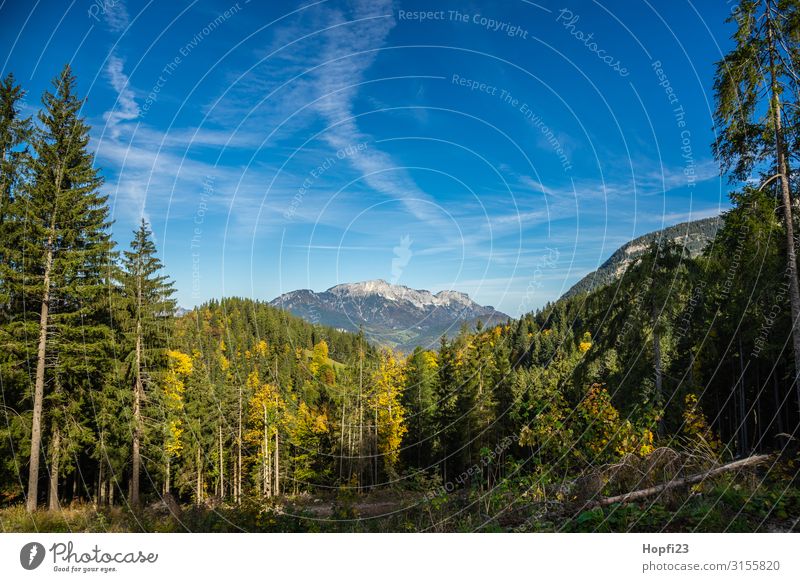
[2,0,800,532]
[562,216,722,298]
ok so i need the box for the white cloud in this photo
[309,1,451,230]
[103,55,139,139]
[104,0,130,33]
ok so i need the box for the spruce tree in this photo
[713,0,800,409]
[401,347,437,469]
[20,65,113,512]
[0,73,30,224]
[0,73,31,316]
[0,73,32,500]
[119,219,176,507]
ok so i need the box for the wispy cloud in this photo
[104,0,130,33]
[517,158,719,201]
[309,0,451,230]
[197,0,455,235]
[103,55,139,139]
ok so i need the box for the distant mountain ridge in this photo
[563,216,722,298]
[271,279,509,351]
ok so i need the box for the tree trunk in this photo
[768,11,800,412]
[218,422,224,499]
[652,301,665,437]
[339,396,346,481]
[48,423,60,511]
[263,405,270,497]
[106,464,112,506]
[274,428,279,496]
[131,324,143,508]
[738,336,749,456]
[232,454,236,500]
[237,385,242,504]
[196,445,202,505]
[347,403,354,479]
[773,371,784,436]
[358,349,364,492]
[97,457,105,506]
[652,303,662,396]
[26,242,53,513]
[590,454,771,508]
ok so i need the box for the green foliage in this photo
[0,58,797,532]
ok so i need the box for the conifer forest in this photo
[1,0,800,533]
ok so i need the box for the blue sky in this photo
[0,0,735,316]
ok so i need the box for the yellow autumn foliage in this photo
[577,383,655,460]
[372,351,408,473]
[682,393,721,453]
[163,350,193,457]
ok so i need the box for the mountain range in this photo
[270,279,508,351]
[268,217,722,350]
[562,216,721,298]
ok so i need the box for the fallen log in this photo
[589,454,772,508]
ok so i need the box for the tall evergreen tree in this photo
[0,73,31,316]
[119,219,176,507]
[434,335,460,482]
[19,65,113,512]
[401,347,437,469]
[713,0,800,408]
[0,73,30,226]
[0,73,32,501]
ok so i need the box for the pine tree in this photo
[434,335,460,482]
[0,73,32,500]
[713,0,800,409]
[119,219,176,507]
[0,73,31,229]
[638,241,685,431]
[18,65,113,512]
[401,347,437,469]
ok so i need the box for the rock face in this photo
[271,279,508,351]
[562,216,722,298]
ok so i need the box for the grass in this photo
[2,459,797,533]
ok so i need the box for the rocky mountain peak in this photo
[271,279,508,351]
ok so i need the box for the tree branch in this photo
[588,454,771,508]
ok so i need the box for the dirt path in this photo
[302,499,407,518]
